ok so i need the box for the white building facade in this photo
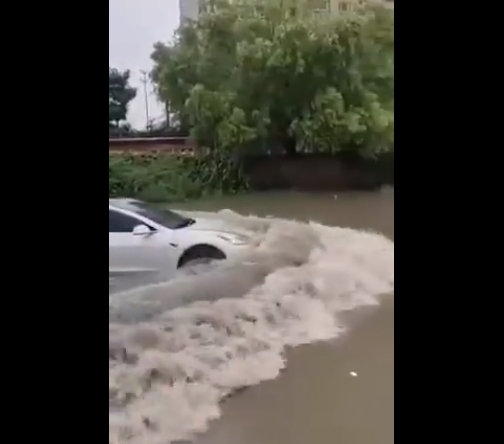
[179,0,200,22]
[179,0,393,23]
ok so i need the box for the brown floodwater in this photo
[109,190,394,444]
[185,190,394,444]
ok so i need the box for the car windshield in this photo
[127,201,194,230]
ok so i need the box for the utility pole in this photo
[140,70,150,129]
[165,101,171,128]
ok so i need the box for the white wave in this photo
[109,210,394,444]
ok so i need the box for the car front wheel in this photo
[177,245,226,274]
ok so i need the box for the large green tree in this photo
[151,0,393,157]
[109,67,137,127]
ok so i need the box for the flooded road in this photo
[109,190,394,444]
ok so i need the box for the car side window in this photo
[109,209,140,233]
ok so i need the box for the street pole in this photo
[140,70,150,129]
[165,101,170,128]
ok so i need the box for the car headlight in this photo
[217,233,250,245]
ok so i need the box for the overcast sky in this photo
[109,0,180,129]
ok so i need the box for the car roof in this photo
[109,198,144,211]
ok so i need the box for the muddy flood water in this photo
[109,190,394,444]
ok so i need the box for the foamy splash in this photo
[109,210,394,444]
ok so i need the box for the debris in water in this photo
[333,194,338,200]
[350,371,358,377]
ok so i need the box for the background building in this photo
[179,0,202,22]
[179,0,393,23]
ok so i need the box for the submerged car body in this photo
[109,198,251,278]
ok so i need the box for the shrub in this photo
[109,153,248,202]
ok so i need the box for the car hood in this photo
[184,217,252,237]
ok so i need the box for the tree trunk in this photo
[283,136,297,157]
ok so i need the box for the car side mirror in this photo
[132,224,154,236]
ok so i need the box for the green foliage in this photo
[109,153,248,202]
[150,0,394,158]
[109,68,137,126]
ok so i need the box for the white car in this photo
[109,198,251,279]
